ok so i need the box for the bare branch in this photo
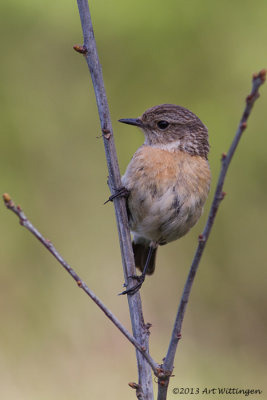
[5,1,265,397]
[40,2,155,397]
[157,69,266,399]
[2,193,159,374]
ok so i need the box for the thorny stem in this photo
[2,193,159,374]
[157,69,266,400]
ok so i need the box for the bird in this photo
[117,104,211,294]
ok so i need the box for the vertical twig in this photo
[157,69,266,400]
[75,1,154,398]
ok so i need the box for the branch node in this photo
[3,193,16,209]
[198,234,206,242]
[259,69,267,82]
[155,367,174,380]
[102,128,111,140]
[253,69,266,82]
[73,44,88,54]
[145,322,152,331]
[221,152,227,161]
[241,122,247,130]
[3,193,11,204]
[246,93,253,103]
[220,191,227,200]
[159,380,167,387]
[156,368,165,378]
[128,382,139,390]
[77,280,82,287]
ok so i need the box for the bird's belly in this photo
[122,147,210,244]
[127,186,204,244]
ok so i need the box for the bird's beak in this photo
[118,118,143,127]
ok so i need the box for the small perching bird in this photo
[119,104,211,294]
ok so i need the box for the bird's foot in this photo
[104,186,130,205]
[119,274,145,296]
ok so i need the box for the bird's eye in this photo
[157,120,169,130]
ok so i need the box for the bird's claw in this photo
[119,274,145,296]
[104,186,130,205]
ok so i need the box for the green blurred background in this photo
[1,1,267,399]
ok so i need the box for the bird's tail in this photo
[132,237,157,275]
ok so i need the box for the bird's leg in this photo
[119,245,155,296]
[104,186,130,205]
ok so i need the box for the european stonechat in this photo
[118,104,211,294]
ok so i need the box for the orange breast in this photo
[122,146,211,243]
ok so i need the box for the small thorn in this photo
[221,152,227,160]
[77,280,82,287]
[177,332,182,339]
[145,322,152,330]
[73,44,87,54]
[128,382,139,390]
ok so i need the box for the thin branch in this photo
[2,193,159,374]
[157,69,266,400]
[54,2,155,397]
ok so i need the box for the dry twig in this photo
[157,69,266,400]
[3,0,265,398]
[2,193,159,375]
[77,1,155,398]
